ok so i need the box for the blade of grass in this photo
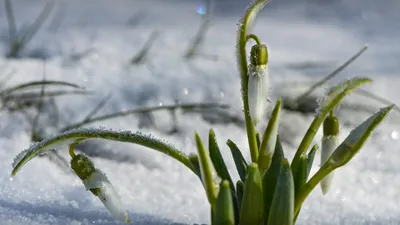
[294,45,368,104]
[19,1,55,47]
[61,102,228,132]
[354,88,400,113]
[82,94,112,122]
[131,30,159,65]
[0,80,84,97]
[184,18,211,59]
[5,0,17,40]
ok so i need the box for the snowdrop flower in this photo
[70,154,130,223]
[320,113,339,195]
[248,44,269,125]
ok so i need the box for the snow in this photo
[1,0,400,224]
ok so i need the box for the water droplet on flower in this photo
[391,130,399,140]
[9,177,13,181]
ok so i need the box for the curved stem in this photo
[69,142,80,158]
[246,34,261,45]
[12,129,195,176]
[237,1,269,163]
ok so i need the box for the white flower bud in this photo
[83,170,130,223]
[247,44,269,125]
[248,63,269,125]
[320,114,339,195]
[320,135,338,195]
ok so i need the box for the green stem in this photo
[294,163,335,215]
[69,141,81,158]
[237,2,269,163]
[12,129,195,176]
[246,34,261,45]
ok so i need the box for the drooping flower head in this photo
[71,154,130,223]
[248,44,269,125]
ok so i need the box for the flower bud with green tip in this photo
[214,180,235,225]
[248,44,269,125]
[70,154,130,223]
[320,112,339,195]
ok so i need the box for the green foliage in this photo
[10,0,394,223]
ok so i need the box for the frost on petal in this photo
[83,170,130,223]
[248,64,269,125]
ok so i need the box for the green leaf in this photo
[258,98,282,173]
[239,163,263,225]
[294,105,394,215]
[256,132,261,149]
[189,153,202,179]
[209,129,235,191]
[263,135,284,225]
[306,144,318,179]
[214,180,235,225]
[268,159,294,225]
[294,145,318,223]
[12,128,195,176]
[195,132,218,205]
[208,130,240,225]
[294,155,307,197]
[236,180,245,217]
[291,77,372,177]
[227,139,248,182]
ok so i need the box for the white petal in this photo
[320,136,338,195]
[83,170,130,223]
[248,64,269,125]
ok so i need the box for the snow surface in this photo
[1,0,400,224]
